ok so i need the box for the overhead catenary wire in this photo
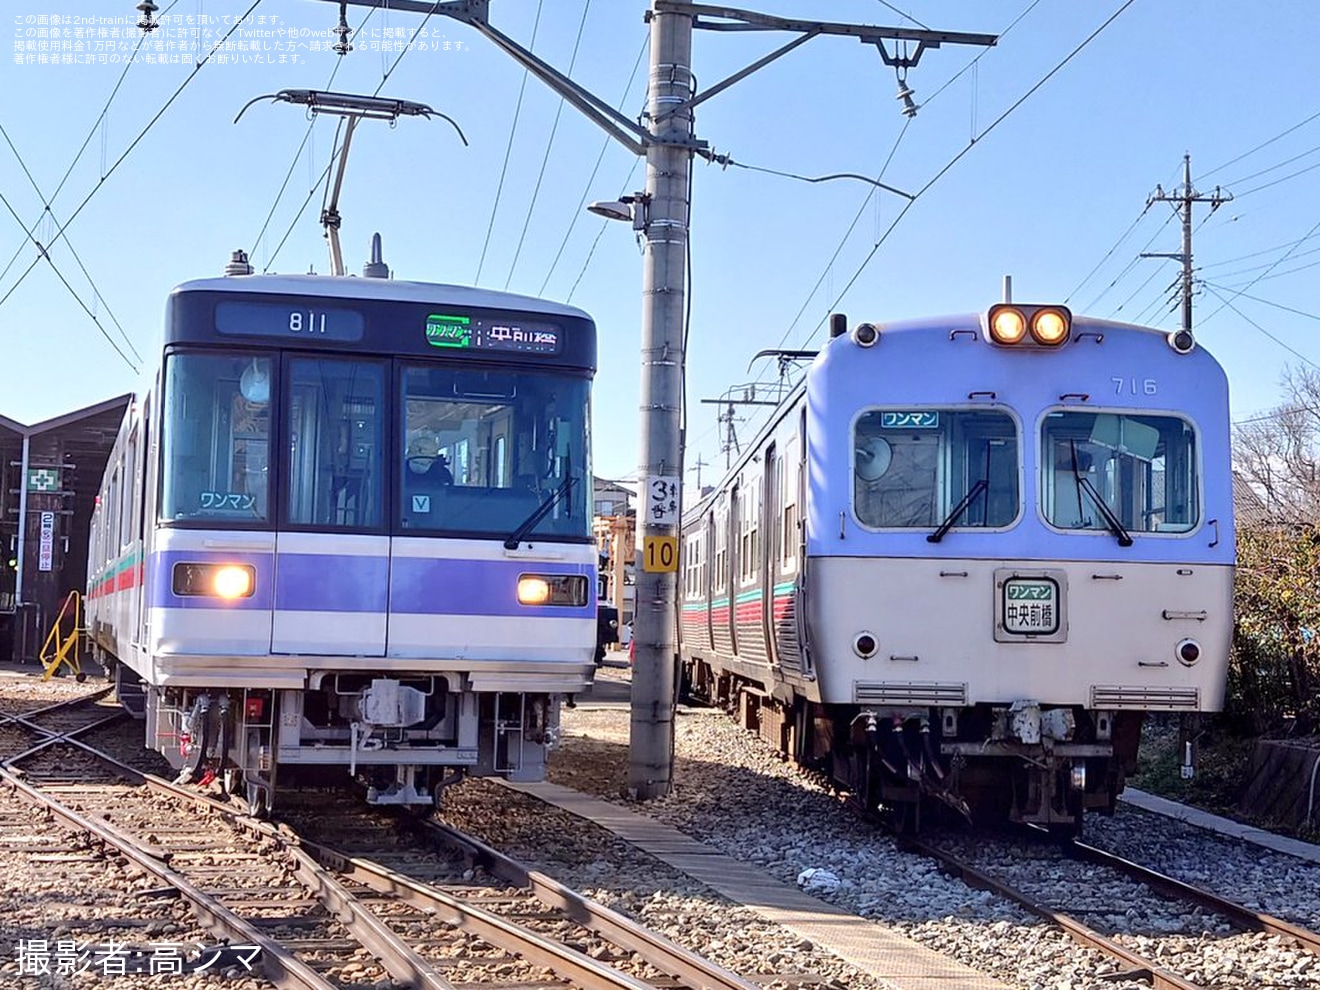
[505,0,592,292]
[0,188,139,373]
[1203,283,1320,373]
[247,9,362,261]
[1203,283,1320,324]
[0,0,175,291]
[0,124,143,365]
[1200,108,1320,181]
[474,0,545,286]
[539,34,649,297]
[695,0,1080,468]
[0,0,266,313]
[775,0,1048,353]
[806,0,1140,349]
[259,3,447,274]
[567,157,641,303]
[1201,214,1320,327]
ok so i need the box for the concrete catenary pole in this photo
[630,7,693,799]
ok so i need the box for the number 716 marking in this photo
[1112,377,1157,395]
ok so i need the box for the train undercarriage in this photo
[682,658,1190,836]
[108,660,559,815]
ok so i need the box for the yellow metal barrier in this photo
[40,591,86,682]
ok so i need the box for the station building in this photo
[0,395,130,663]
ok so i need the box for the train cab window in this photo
[853,409,1018,530]
[286,358,385,529]
[1041,411,1198,535]
[398,365,591,540]
[160,353,272,524]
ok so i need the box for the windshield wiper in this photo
[927,479,989,543]
[504,474,576,550]
[1070,440,1132,547]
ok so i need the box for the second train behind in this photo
[678,303,1234,834]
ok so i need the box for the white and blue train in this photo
[87,265,597,813]
[679,304,1233,833]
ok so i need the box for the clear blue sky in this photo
[3,1,1317,486]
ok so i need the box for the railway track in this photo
[0,688,123,762]
[1,707,760,989]
[284,796,763,990]
[903,827,1320,990]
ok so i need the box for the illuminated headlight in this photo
[172,562,256,599]
[517,574,588,607]
[988,305,1027,345]
[987,303,1072,347]
[1030,308,1070,345]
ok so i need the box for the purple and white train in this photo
[679,304,1235,834]
[87,269,597,813]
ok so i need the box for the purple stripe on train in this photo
[148,550,594,617]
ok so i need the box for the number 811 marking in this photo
[1112,377,1157,395]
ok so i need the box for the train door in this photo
[761,443,779,667]
[271,356,388,656]
[133,395,152,653]
[727,482,740,657]
[704,510,716,651]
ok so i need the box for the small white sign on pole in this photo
[38,511,55,572]
[645,474,681,526]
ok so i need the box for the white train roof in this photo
[173,274,593,322]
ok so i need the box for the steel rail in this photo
[302,835,657,990]
[901,836,1208,990]
[0,765,336,990]
[2,712,129,766]
[0,686,115,725]
[1067,838,1320,955]
[416,818,762,990]
[6,737,458,989]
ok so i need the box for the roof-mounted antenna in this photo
[234,90,468,276]
[363,233,390,279]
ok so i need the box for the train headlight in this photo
[172,562,256,599]
[988,306,1027,345]
[987,303,1071,347]
[517,574,588,607]
[1030,308,1070,346]
[1176,638,1201,666]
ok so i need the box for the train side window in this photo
[286,358,385,529]
[159,353,273,525]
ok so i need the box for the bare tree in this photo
[1233,366,1320,524]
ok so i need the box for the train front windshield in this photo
[399,365,590,539]
[159,351,591,541]
[1042,411,1198,535]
